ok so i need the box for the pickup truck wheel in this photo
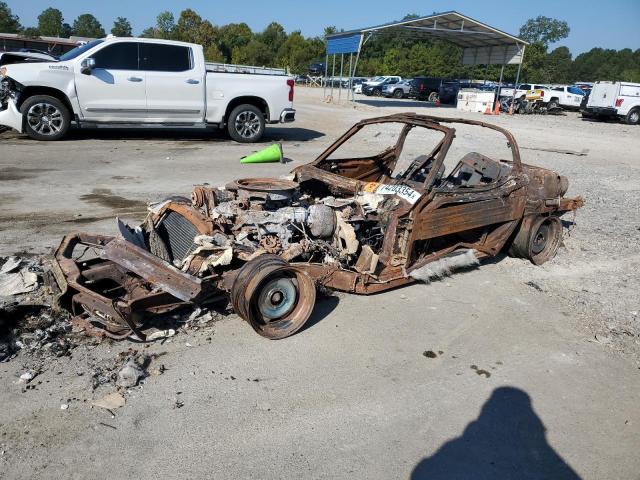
[393,89,403,99]
[20,95,70,141]
[228,104,265,143]
[624,108,640,125]
[548,99,560,109]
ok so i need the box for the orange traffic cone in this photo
[483,103,493,115]
[494,101,500,115]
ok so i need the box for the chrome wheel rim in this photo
[234,111,261,139]
[630,111,639,123]
[27,103,63,136]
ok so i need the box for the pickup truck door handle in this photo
[127,76,143,82]
[186,79,200,84]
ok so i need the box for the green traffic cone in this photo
[240,143,283,164]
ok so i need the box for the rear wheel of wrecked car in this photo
[508,215,562,265]
[231,255,316,339]
[624,108,640,125]
[393,89,403,99]
[227,104,265,143]
[20,95,70,141]
[428,92,439,102]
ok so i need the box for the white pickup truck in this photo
[0,37,296,142]
[585,81,640,125]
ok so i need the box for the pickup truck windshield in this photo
[58,39,104,61]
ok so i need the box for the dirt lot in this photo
[1,87,639,479]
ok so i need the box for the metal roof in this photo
[326,11,528,65]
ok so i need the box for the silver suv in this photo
[382,80,412,99]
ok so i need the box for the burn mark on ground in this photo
[470,365,491,378]
[79,189,147,211]
[0,167,54,181]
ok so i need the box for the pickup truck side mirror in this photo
[80,57,96,75]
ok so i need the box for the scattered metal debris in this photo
[47,114,584,341]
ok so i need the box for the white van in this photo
[585,81,640,124]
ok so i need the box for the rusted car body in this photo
[51,114,583,340]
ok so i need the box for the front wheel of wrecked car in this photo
[231,255,316,339]
[20,95,71,141]
[508,215,562,265]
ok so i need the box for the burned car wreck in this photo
[50,114,583,340]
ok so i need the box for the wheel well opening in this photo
[18,87,74,116]
[225,97,269,123]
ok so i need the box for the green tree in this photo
[37,8,64,37]
[111,17,132,37]
[22,27,41,38]
[72,14,106,38]
[173,8,203,43]
[259,22,287,55]
[140,11,175,39]
[543,46,572,83]
[219,23,253,60]
[232,40,273,66]
[0,1,22,33]
[519,16,570,47]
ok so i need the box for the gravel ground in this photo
[0,87,639,479]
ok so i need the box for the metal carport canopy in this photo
[326,11,529,65]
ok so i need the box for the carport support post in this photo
[323,53,329,98]
[496,63,505,111]
[330,54,336,102]
[348,53,353,102]
[510,44,525,114]
[339,53,344,102]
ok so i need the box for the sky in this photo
[5,0,640,55]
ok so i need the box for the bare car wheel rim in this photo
[257,277,298,321]
[531,223,549,254]
[27,103,63,136]
[234,111,261,139]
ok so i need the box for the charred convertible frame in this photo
[50,114,583,340]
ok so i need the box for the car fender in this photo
[3,61,80,115]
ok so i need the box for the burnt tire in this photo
[428,92,439,102]
[508,215,562,265]
[624,108,640,125]
[227,104,265,143]
[231,255,316,339]
[20,95,70,141]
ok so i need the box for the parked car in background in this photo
[0,37,296,142]
[295,74,310,84]
[410,77,444,101]
[308,62,325,75]
[584,81,640,124]
[362,76,403,96]
[382,79,412,98]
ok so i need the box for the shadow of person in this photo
[411,387,581,480]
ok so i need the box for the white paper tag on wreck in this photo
[364,182,421,204]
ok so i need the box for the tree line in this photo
[1,3,638,83]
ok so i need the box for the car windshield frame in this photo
[58,39,104,61]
